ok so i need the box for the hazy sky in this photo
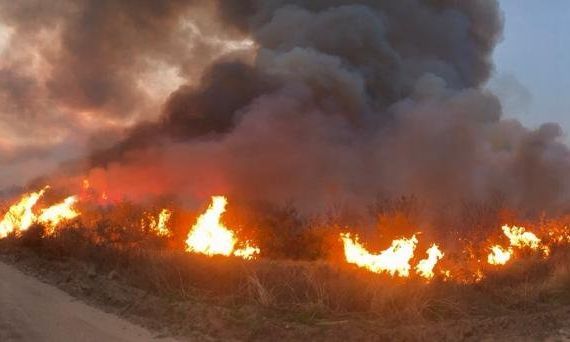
[492,0,570,134]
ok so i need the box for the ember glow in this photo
[415,244,444,280]
[340,233,418,277]
[185,196,259,260]
[0,187,47,238]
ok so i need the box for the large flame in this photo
[38,196,80,235]
[0,187,47,238]
[185,196,259,260]
[340,233,418,277]
[415,244,444,279]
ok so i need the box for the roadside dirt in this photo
[0,260,176,342]
[2,249,570,341]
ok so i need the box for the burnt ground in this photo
[1,248,570,341]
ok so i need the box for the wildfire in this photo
[487,245,512,265]
[416,244,444,279]
[38,196,80,235]
[548,228,570,244]
[0,187,47,238]
[0,187,81,239]
[149,209,172,237]
[233,244,261,260]
[487,225,550,266]
[4,183,570,284]
[502,225,550,255]
[185,196,260,260]
[340,233,418,277]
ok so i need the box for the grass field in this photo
[2,198,570,340]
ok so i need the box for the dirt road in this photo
[0,261,175,342]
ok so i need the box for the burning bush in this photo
[3,185,570,286]
[2,185,570,342]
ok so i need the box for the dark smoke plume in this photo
[3,0,570,217]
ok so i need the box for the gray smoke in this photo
[3,0,570,216]
[0,0,243,188]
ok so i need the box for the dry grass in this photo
[2,198,570,340]
[3,221,570,329]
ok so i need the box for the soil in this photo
[1,249,569,341]
[0,260,176,341]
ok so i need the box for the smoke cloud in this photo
[0,0,250,187]
[3,0,570,217]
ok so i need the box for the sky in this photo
[492,0,570,134]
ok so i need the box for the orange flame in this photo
[487,245,512,265]
[501,225,550,255]
[487,225,550,266]
[149,209,172,237]
[340,233,418,277]
[185,196,259,260]
[233,245,261,260]
[415,244,444,279]
[0,187,47,238]
[38,196,80,235]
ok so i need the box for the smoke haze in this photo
[2,0,570,216]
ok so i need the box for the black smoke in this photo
[3,0,570,217]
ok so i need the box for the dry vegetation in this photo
[2,198,570,340]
